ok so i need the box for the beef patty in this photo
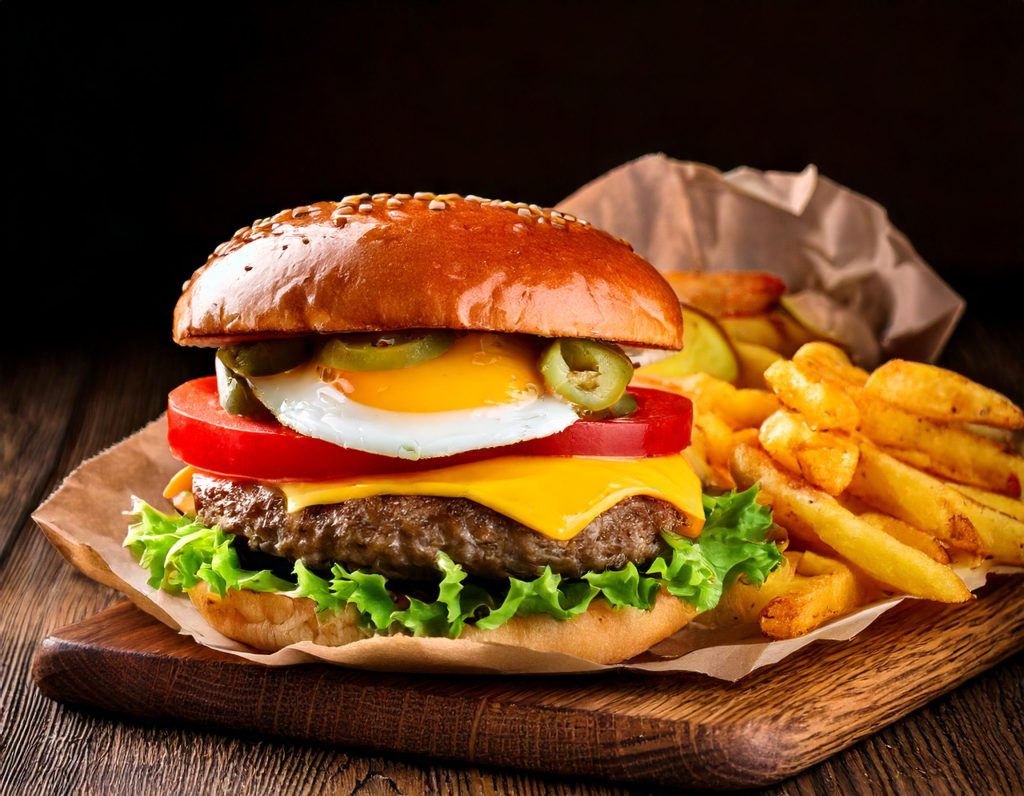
[192,473,691,581]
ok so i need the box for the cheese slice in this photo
[167,455,705,542]
[278,455,704,541]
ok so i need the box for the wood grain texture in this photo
[2,308,1024,795]
[29,579,1024,790]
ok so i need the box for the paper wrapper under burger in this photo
[559,154,965,363]
[32,418,1018,680]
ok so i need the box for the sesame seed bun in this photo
[187,581,695,665]
[173,194,683,349]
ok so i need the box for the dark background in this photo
[6,1,1023,346]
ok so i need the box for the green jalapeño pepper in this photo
[214,356,272,419]
[317,330,455,371]
[217,339,311,377]
[539,338,634,411]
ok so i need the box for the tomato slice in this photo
[167,377,692,481]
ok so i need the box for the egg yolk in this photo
[322,333,546,412]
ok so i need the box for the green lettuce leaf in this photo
[125,487,781,639]
[699,486,780,590]
[125,498,293,595]
[583,562,660,610]
[474,569,597,630]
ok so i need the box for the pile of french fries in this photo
[637,342,1024,640]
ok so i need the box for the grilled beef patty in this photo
[192,473,691,581]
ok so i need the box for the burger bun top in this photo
[173,194,683,349]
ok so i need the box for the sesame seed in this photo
[465,195,484,202]
[537,217,547,224]
[292,206,311,217]
[414,191,435,201]
[394,193,412,200]
[233,226,249,238]
[551,216,567,227]
[562,213,576,222]
[529,204,542,214]
[182,280,191,291]
[335,205,355,215]
[386,197,403,208]
[342,194,368,204]
[428,199,446,211]
[358,203,373,213]
[272,209,292,222]
[550,210,564,219]
[437,193,459,201]
[578,217,590,226]
[372,193,390,201]
[517,208,531,217]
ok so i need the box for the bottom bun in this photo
[187,582,695,664]
[188,582,366,649]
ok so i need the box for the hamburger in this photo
[125,192,781,664]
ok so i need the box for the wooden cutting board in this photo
[32,575,1024,790]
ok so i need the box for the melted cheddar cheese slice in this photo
[167,455,705,542]
[281,454,703,541]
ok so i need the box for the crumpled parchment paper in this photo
[559,154,964,364]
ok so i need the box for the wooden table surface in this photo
[3,306,1023,795]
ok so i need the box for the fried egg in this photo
[245,333,578,460]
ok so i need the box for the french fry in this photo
[876,445,932,471]
[856,395,1024,497]
[731,443,972,603]
[792,341,869,387]
[758,551,868,639]
[638,371,779,430]
[710,550,869,638]
[946,482,1024,523]
[956,498,1024,565]
[759,410,859,495]
[865,359,1024,430]
[846,440,982,552]
[786,352,1024,495]
[764,359,860,431]
[696,409,737,473]
[710,552,799,627]
[663,270,786,318]
[859,512,950,564]
[680,425,715,486]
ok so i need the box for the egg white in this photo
[245,364,578,460]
